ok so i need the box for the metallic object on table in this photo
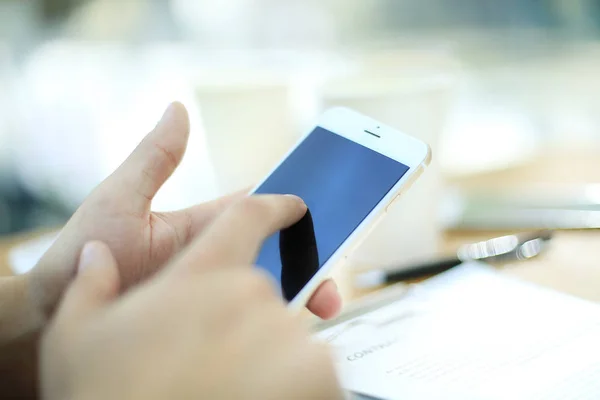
[355,230,553,289]
[456,230,553,262]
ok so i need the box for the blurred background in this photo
[2,0,600,278]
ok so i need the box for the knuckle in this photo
[140,133,181,172]
[226,267,276,305]
[232,268,278,302]
[232,196,272,223]
[150,141,180,171]
[194,269,278,323]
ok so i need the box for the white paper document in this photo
[319,263,600,400]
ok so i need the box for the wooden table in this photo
[344,148,600,304]
[439,148,600,303]
[2,149,600,305]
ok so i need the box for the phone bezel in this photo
[250,107,431,311]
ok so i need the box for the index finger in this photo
[174,194,307,271]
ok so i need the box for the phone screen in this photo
[254,127,410,300]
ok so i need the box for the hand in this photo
[29,102,341,321]
[42,195,343,400]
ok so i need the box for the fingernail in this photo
[79,242,102,271]
[285,194,306,207]
[157,103,177,126]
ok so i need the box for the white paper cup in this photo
[320,52,458,268]
[195,74,297,194]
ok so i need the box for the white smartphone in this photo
[251,107,431,311]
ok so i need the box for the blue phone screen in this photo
[254,127,410,300]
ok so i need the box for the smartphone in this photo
[251,107,431,310]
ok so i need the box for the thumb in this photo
[99,102,190,214]
[53,241,121,330]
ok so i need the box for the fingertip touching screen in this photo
[254,127,410,301]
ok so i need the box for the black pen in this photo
[355,230,553,289]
